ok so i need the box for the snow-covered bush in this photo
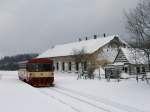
[94,67,105,79]
[120,72,130,79]
[146,72,150,78]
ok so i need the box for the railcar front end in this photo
[18,58,54,87]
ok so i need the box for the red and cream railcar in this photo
[18,58,54,87]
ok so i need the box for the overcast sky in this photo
[0,0,139,56]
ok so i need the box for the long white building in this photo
[38,35,128,73]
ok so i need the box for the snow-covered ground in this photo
[0,71,150,112]
[0,71,75,112]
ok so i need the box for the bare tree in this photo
[87,54,100,79]
[125,0,150,71]
[72,48,89,79]
[72,48,99,79]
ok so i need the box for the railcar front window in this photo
[27,64,37,72]
[27,63,53,72]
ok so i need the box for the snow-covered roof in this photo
[38,35,125,58]
[121,48,147,64]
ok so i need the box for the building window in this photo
[56,62,59,71]
[76,62,79,71]
[62,62,65,71]
[123,43,126,48]
[142,67,145,73]
[136,67,140,74]
[124,67,128,73]
[84,61,87,71]
[68,62,71,71]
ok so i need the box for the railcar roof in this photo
[27,58,53,64]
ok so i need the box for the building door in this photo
[68,62,71,71]
[62,62,65,71]
[136,67,140,74]
[84,61,87,71]
[56,62,59,71]
[76,62,79,71]
[124,67,128,73]
[141,66,145,73]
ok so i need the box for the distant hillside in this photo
[0,53,38,70]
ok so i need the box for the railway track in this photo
[39,89,81,112]
[38,86,147,112]
[39,88,112,112]
[54,86,147,112]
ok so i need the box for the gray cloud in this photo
[0,0,139,56]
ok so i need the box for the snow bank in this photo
[146,72,150,78]
[120,72,130,79]
[94,67,105,78]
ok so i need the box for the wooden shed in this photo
[105,48,149,78]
